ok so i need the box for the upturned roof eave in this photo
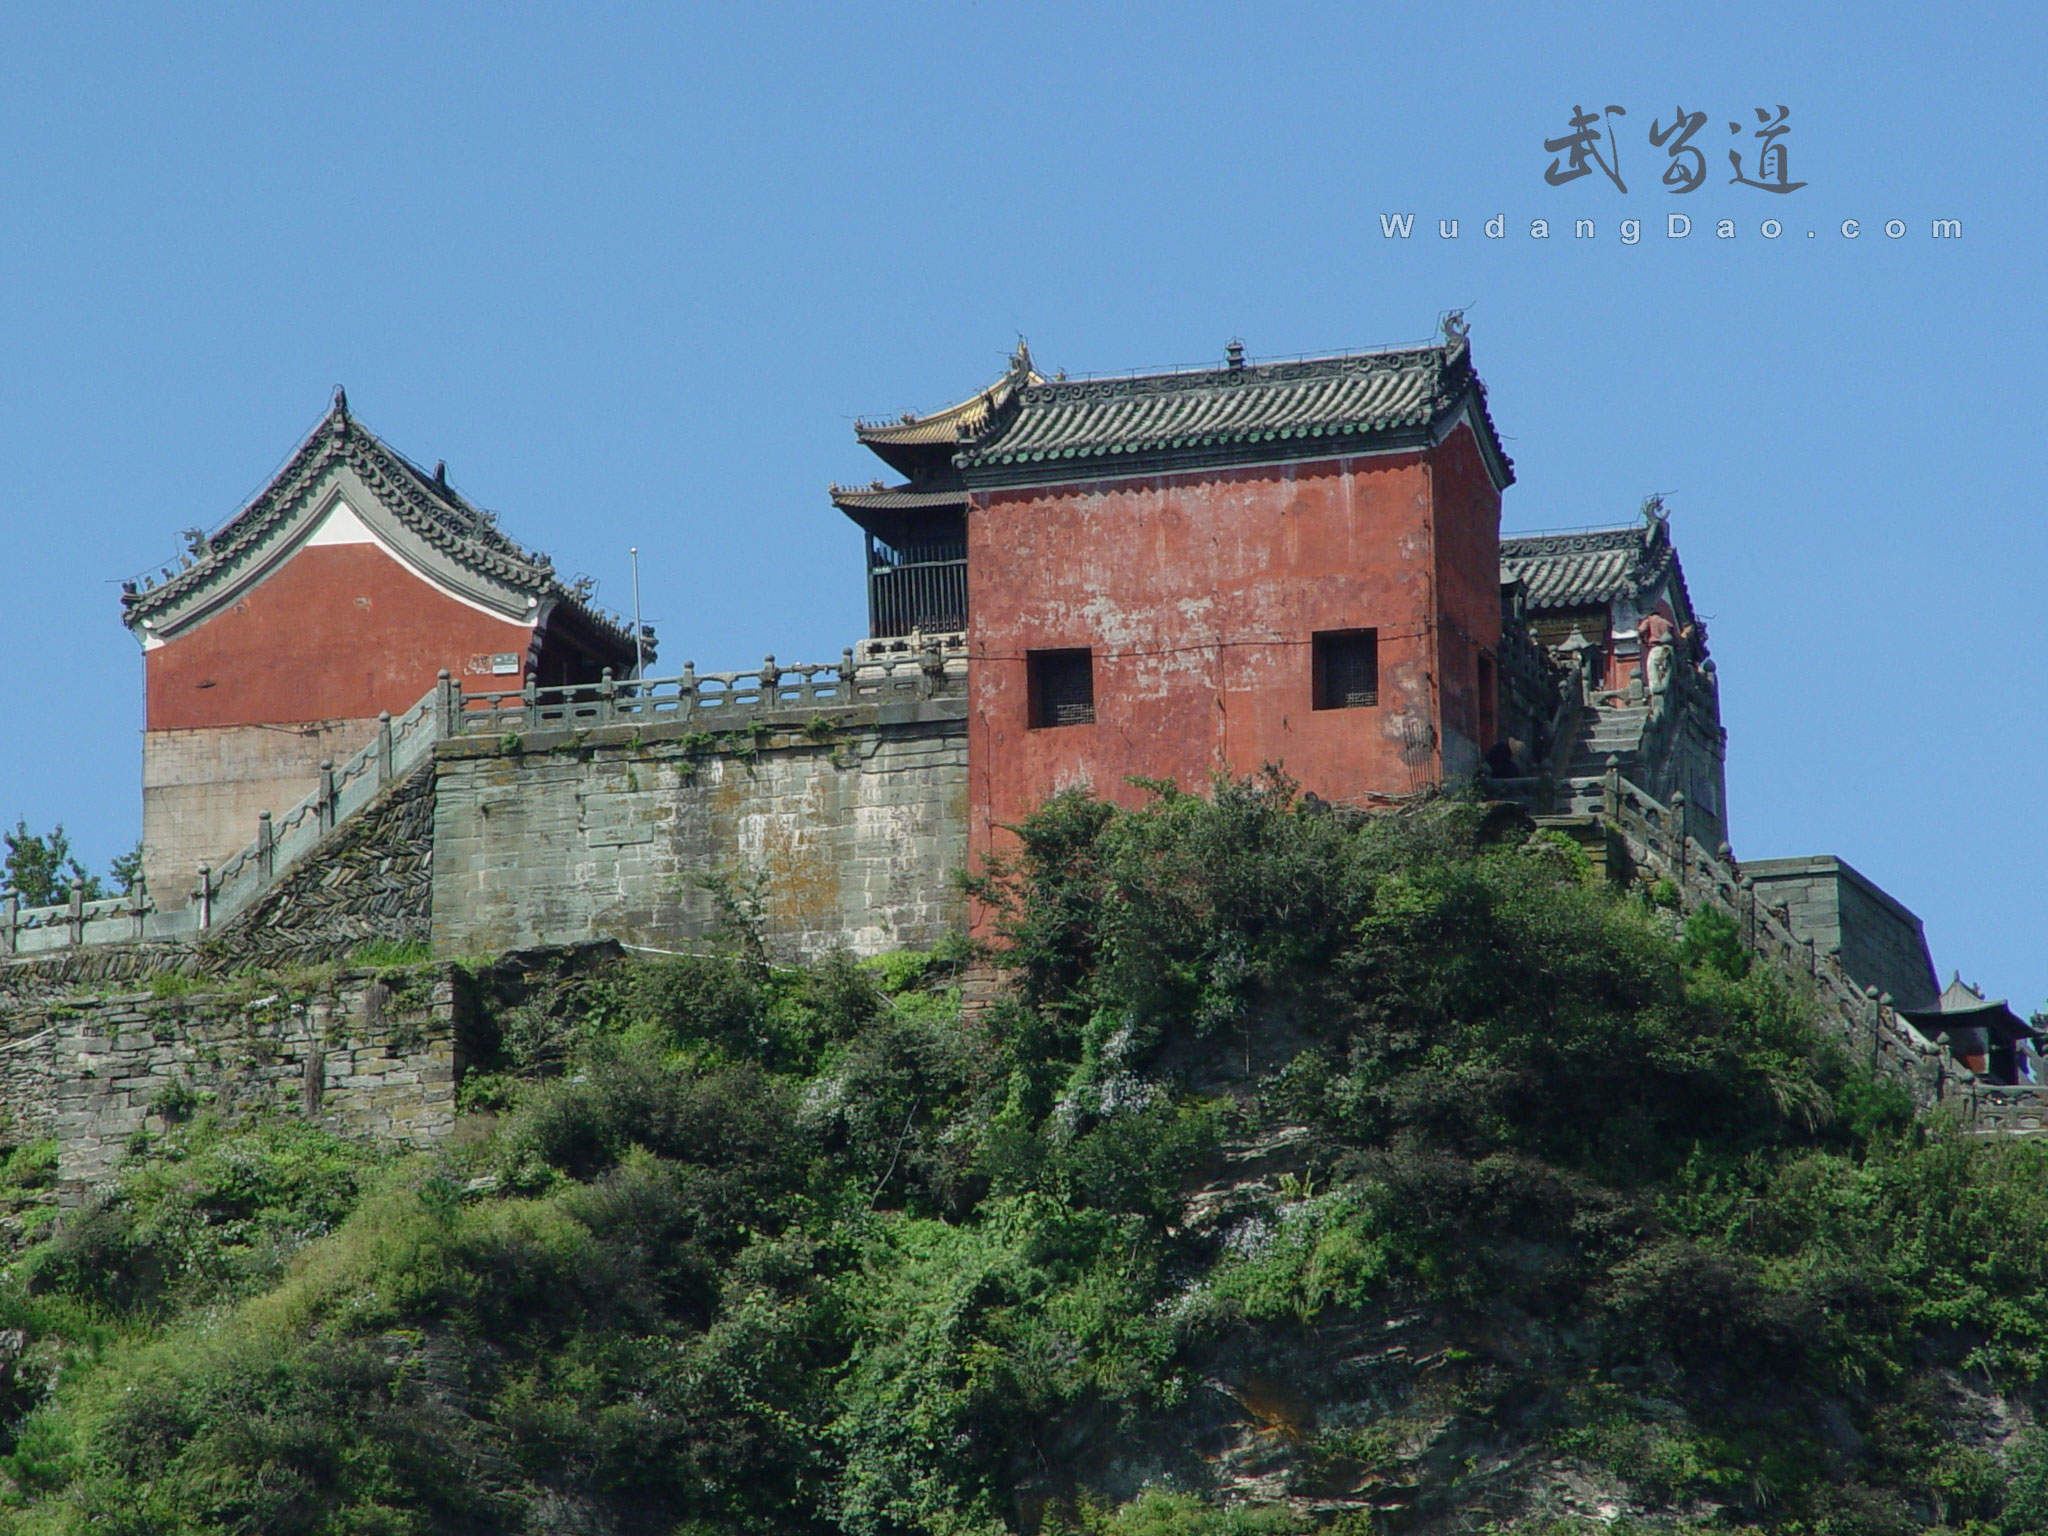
[1499,522,1684,615]
[946,340,1514,492]
[120,397,647,657]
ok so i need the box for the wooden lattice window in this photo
[1028,648,1095,728]
[1313,629,1379,710]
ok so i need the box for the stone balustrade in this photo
[2,686,446,959]
[1,640,962,964]
[1589,766,2001,1121]
[449,639,966,739]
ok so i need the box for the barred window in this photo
[1028,648,1095,728]
[1313,629,1379,710]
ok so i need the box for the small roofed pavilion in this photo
[832,345,1043,639]
[1498,501,1702,698]
[1898,975,2043,1085]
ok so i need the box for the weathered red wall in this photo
[966,426,1503,873]
[146,543,535,731]
[1426,424,1507,759]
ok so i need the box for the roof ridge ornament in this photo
[1226,338,1246,372]
[1439,310,1470,348]
[1640,492,1673,540]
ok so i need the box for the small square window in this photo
[1028,648,1095,728]
[1313,629,1378,710]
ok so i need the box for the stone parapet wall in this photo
[1580,775,1959,1115]
[32,965,470,1199]
[431,699,969,961]
[1960,1086,2048,1136]
[1742,855,1939,1013]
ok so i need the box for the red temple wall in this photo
[139,541,538,907]
[145,542,535,731]
[1425,425,1507,765]
[965,428,1503,870]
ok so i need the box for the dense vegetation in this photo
[0,779,2046,1533]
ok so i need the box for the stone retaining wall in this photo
[1742,854,1939,1012]
[431,700,969,961]
[32,964,470,1199]
[0,763,435,1013]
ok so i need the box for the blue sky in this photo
[1,4,2039,1003]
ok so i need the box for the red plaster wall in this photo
[966,429,1503,873]
[1426,424,1507,759]
[145,543,535,731]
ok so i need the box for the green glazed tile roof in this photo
[953,337,1511,483]
[1499,517,1688,620]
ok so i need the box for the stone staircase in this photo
[1561,703,1648,813]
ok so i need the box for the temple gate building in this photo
[121,390,644,907]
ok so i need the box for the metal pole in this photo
[630,546,645,681]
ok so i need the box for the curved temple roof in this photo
[1499,516,1685,618]
[950,333,1514,489]
[1897,975,2037,1045]
[855,348,1045,449]
[121,392,644,659]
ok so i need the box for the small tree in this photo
[4,821,105,906]
[108,841,144,897]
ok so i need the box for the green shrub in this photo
[350,938,433,967]
[1086,1490,1309,1534]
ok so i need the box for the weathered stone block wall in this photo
[33,965,467,1199]
[1744,854,1939,1011]
[431,702,968,961]
[0,762,435,1014]
[0,944,199,1014]
[198,760,436,973]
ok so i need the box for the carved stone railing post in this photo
[130,869,148,942]
[1,889,14,956]
[318,761,337,832]
[1670,791,1688,884]
[66,878,84,945]
[522,673,539,730]
[257,810,275,879]
[599,668,616,723]
[841,648,856,698]
[196,864,213,930]
[436,669,458,737]
[377,711,395,784]
[918,636,944,699]
[1602,754,1621,822]
[760,654,781,708]
[679,662,697,722]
